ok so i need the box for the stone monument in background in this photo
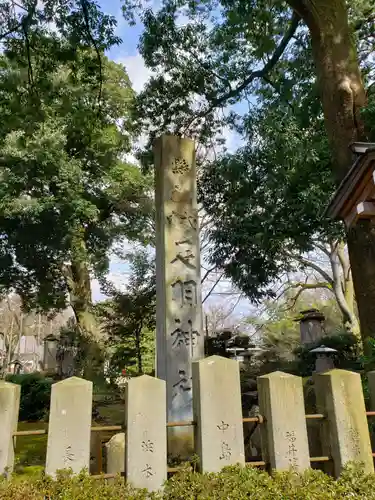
[298,309,325,345]
[154,135,204,455]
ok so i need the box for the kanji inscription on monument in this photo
[154,135,204,455]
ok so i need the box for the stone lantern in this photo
[57,333,77,378]
[43,334,58,373]
[298,309,325,346]
[309,345,337,373]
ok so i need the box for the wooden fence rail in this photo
[1,356,375,491]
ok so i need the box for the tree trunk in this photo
[63,236,103,379]
[287,0,375,349]
[135,326,143,374]
[329,242,360,336]
[64,244,96,336]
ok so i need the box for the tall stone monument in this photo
[154,135,204,454]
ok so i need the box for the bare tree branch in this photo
[329,242,359,333]
[311,240,331,257]
[336,241,351,282]
[201,266,218,284]
[282,281,333,312]
[285,252,334,285]
[183,11,300,132]
[203,272,225,303]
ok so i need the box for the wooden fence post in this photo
[45,377,92,477]
[258,371,310,471]
[314,369,373,476]
[0,381,20,477]
[125,375,167,492]
[192,355,245,472]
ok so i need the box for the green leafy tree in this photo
[199,102,360,334]
[123,0,375,346]
[249,289,344,361]
[0,39,153,342]
[98,249,156,376]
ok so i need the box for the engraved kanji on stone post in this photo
[45,377,92,477]
[154,135,204,455]
[125,375,167,491]
[192,355,245,472]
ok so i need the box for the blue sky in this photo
[96,0,153,92]
[92,1,152,302]
[91,1,254,329]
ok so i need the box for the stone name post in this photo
[45,377,93,477]
[154,135,204,455]
[314,369,373,476]
[0,381,20,477]
[258,372,310,471]
[192,356,245,472]
[125,375,167,491]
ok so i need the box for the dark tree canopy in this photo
[121,0,375,307]
[0,29,153,312]
[98,249,156,375]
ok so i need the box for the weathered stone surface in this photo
[192,356,245,472]
[125,375,167,492]
[299,309,325,345]
[315,356,334,373]
[43,335,58,373]
[258,372,310,471]
[0,381,20,477]
[45,377,92,477]
[105,433,125,478]
[314,369,373,476]
[154,135,204,454]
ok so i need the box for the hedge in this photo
[6,373,53,422]
[1,464,375,499]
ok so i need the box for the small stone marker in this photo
[314,369,374,476]
[192,355,245,472]
[125,375,167,492]
[258,371,310,471]
[0,381,20,477]
[105,433,125,480]
[45,377,93,477]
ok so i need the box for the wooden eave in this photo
[325,149,375,228]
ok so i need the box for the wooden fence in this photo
[1,355,375,492]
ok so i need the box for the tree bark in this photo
[66,258,97,337]
[329,242,360,336]
[287,0,375,349]
[62,235,103,379]
[135,326,143,375]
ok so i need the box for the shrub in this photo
[2,464,375,499]
[6,373,53,421]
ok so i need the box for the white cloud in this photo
[116,54,153,93]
